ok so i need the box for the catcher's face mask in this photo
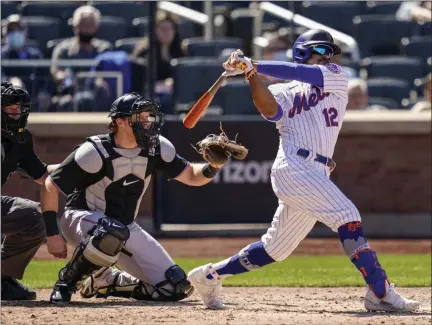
[128,99,164,151]
[1,85,31,143]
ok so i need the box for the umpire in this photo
[1,81,67,300]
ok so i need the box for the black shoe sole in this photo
[1,293,37,301]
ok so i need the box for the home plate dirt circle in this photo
[2,287,430,325]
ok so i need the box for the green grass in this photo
[23,254,431,289]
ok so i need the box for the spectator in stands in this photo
[130,11,184,110]
[1,14,43,60]
[411,73,431,113]
[396,1,431,23]
[50,5,112,86]
[347,79,389,111]
[50,5,112,112]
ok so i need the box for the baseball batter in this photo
[188,30,419,312]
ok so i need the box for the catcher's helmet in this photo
[293,29,342,63]
[1,81,32,143]
[108,93,164,151]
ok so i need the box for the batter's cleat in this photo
[187,263,226,310]
[364,281,420,312]
[50,280,75,304]
[1,276,37,300]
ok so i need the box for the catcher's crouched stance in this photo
[40,92,248,304]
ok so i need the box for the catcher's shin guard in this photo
[50,217,130,304]
[91,265,194,302]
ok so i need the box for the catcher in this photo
[40,92,248,304]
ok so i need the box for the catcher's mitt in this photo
[192,122,249,167]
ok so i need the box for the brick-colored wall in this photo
[332,134,431,213]
[2,133,430,215]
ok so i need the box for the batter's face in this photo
[2,103,22,120]
[306,53,331,65]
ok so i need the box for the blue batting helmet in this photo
[292,29,342,63]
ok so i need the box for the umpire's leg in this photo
[1,196,46,300]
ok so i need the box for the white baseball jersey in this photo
[259,63,361,261]
[268,63,349,159]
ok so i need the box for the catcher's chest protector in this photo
[68,134,159,226]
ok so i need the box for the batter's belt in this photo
[296,148,336,172]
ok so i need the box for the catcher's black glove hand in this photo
[192,122,249,168]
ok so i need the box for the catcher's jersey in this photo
[49,133,188,225]
[268,63,349,158]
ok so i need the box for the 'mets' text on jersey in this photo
[268,63,349,158]
[49,134,188,225]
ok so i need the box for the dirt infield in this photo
[34,237,432,260]
[8,238,428,324]
[2,288,430,325]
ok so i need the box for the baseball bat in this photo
[182,72,227,129]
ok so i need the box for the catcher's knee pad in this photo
[60,217,130,287]
[132,265,194,302]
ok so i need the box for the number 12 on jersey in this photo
[322,107,339,127]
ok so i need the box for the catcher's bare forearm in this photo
[248,73,279,118]
[174,163,217,186]
[40,177,61,236]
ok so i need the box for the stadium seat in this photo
[45,38,68,57]
[132,17,148,37]
[1,2,18,19]
[115,38,142,54]
[218,79,257,115]
[229,8,254,56]
[420,21,431,36]
[361,56,424,85]
[20,16,61,50]
[176,19,197,40]
[171,57,224,111]
[401,36,432,65]
[183,37,244,57]
[299,2,362,36]
[96,16,127,44]
[21,2,80,38]
[368,97,399,109]
[93,2,148,22]
[366,78,411,107]
[364,1,401,15]
[353,15,417,57]
[21,1,80,18]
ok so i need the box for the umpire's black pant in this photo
[1,196,46,279]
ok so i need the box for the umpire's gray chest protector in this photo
[84,135,155,225]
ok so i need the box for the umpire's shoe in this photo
[1,276,37,300]
[50,280,74,304]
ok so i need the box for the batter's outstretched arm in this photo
[252,60,324,87]
[248,72,281,120]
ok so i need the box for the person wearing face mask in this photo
[50,5,112,86]
[130,11,184,98]
[1,14,43,60]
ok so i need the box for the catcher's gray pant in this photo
[1,196,46,279]
[60,209,176,287]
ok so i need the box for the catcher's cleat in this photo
[187,263,226,310]
[364,281,420,312]
[50,280,75,304]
